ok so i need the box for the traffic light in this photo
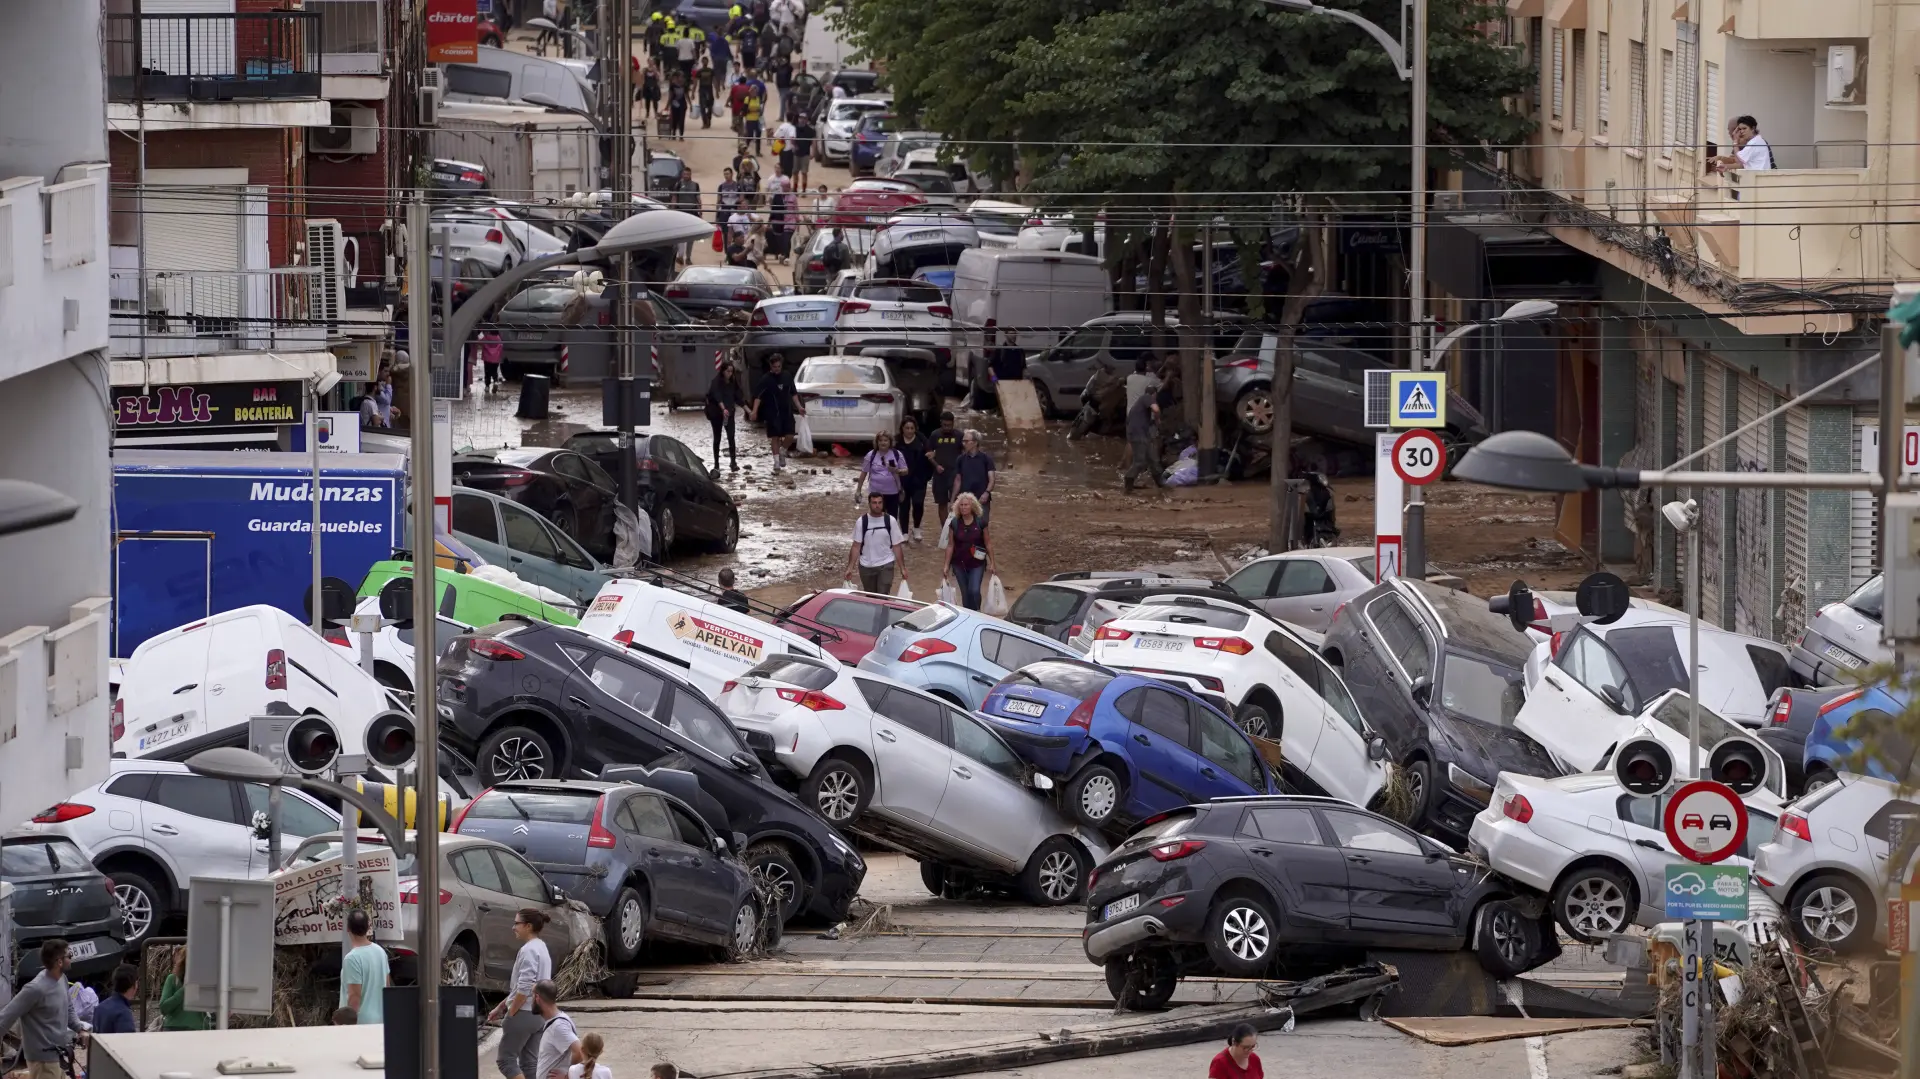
[1613,736,1675,796]
[364,710,417,770]
[285,715,341,775]
[1708,735,1769,796]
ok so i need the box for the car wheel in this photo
[1233,699,1278,742]
[1031,379,1060,420]
[719,509,740,553]
[723,897,760,961]
[1235,386,1274,435]
[1019,838,1087,906]
[478,725,555,783]
[607,886,646,965]
[549,503,578,539]
[1205,891,1277,978]
[1802,767,1836,795]
[655,506,677,556]
[1104,952,1179,1011]
[1404,758,1434,828]
[919,861,947,898]
[1475,899,1543,977]
[801,756,869,825]
[442,941,477,987]
[1065,765,1124,828]
[600,972,639,999]
[373,664,411,696]
[110,870,163,950]
[745,842,806,925]
[1551,865,1635,943]
[1788,873,1874,951]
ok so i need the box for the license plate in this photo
[1103,894,1141,920]
[1135,636,1184,651]
[1002,698,1047,718]
[784,310,823,322]
[137,720,190,751]
[820,397,857,408]
[1824,643,1861,667]
[880,311,915,321]
[68,940,98,962]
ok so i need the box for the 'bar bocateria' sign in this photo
[115,380,305,429]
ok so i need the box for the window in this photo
[501,502,562,560]
[1,838,91,877]
[587,655,667,716]
[1438,652,1526,727]
[547,522,595,570]
[742,656,837,691]
[667,804,711,848]
[815,598,888,637]
[1551,30,1565,121]
[666,689,747,758]
[1225,560,1281,600]
[396,617,466,658]
[982,630,1068,673]
[1051,327,1107,362]
[1617,793,1661,830]
[1629,40,1648,149]
[153,775,240,824]
[1675,22,1699,155]
[1002,659,1113,700]
[1572,30,1586,131]
[1366,596,1433,682]
[1527,18,1543,113]
[1006,586,1087,626]
[454,848,505,893]
[871,686,947,741]
[1740,812,1776,860]
[1324,810,1424,856]
[1240,806,1323,845]
[949,712,1026,783]
[105,773,155,800]
[1660,48,1676,158]
[1607,626,1688,701]
[465,790,600,824]
[1129,604,1249,631]
[1557,630,1636,712]
[1195,711,1261,787]
[551,454,591,482]
[243,786,336,838]
[621,795,679,843]
[1746,646,1789,698]
[492,851,552,903]
[1597,32,1611,135]
[1704,61,1722,153]
[1274,560,1334,598]
[1110,332,1152,364]
[1118,686,1191,744]
[451,493,499,543]
[1863,800,1920,844]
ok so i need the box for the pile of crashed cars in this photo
[22,545,1906,1010]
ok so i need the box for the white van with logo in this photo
[114,605,397,767]
[575,579,839,699]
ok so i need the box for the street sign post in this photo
[1664,780,1750,864]
[1392,429,1446,486]
[1388,371,1447,428]
[1663,778,1743,1079]
[1374,433,1403,581]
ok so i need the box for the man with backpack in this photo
[820,227,851,278]
[845,492,911,595]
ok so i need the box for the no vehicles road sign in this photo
[1664,780,1749,864]
[1389,372,1446,428]
[1392,429,1446,486]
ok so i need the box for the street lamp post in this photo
[306,371,343,634]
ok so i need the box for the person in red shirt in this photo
[1208,1024,1262,1079]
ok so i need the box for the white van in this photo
[576,579,840,699]
[452,46,596,114]
[868,216,979,279]
[948,248,1111,398]
[114,605,396,766]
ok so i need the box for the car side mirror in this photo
[550,885,567,905]
[1030,772,1054,792]
[1366,737,1388,763]
[1422,842,1447,860]
[712,835,727,854]
[730,752,759,773]
[732,831,749,854]
[1598,684,1627,713]
[1410,676,1432,706]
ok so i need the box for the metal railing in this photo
[109,265,329,358]
[105,12,322,103]
[309,0,383,76]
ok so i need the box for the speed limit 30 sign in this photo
[1392,429,1446,486]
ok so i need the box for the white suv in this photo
[1753,774,1915,951]
[1085,595,1387,808]
[24,759,339,950]
[831,278,954,360]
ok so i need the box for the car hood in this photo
[1429,711,1560,785]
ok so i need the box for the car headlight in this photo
[827,832,862,869]
[1446,763,1494,805]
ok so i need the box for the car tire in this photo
[1031,379,1060,420]
[1233,699,1278,742]
[722,896,760,961]
[607,886,647,965]
[110,869,164,950]
[1019,838,1087,906]
[655,506,677,557]
[478,725,556,783]
[1064,764,1125,829]
[1550,864,1636,943]
[1234,386,1274,435]
[1788,873,1875,951]
[801,756,870,825]
[1205,891,1277,978]
[745,842,806,925]
[919,861,947,898]
[600,972,639,999]
[1475,899,1543,977]
[549,503,578,539]
[1404,757,1434,828]
[442,941,478,987]
[1802,767,1836,795]
[1104,953,1179,1011]
[718,509,740,553]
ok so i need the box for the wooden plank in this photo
[996,378,1047,431]
[1381,1015,1649,1047]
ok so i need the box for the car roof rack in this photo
[625,564,843,643]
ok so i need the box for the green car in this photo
[358,561,581,628]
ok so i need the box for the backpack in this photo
[823,239,849,269]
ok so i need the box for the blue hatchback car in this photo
[976,657,1279,833]
[1804,683,1913,789]
[859,602,1081,709]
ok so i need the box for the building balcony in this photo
[1653,168,1882,284]
[105,12,322,103]
[0,600,112,836]
[0,168,111,384]
[309,0,384,76]
[109,258,332,359]
[1727,0,1873,41]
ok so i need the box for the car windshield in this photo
[1119,811,1195,848]
[896,603,958,632]
[970,209,1025,236]
[854,282,944,304]
[1002,659,1113,701]
[503,286,576,313]
[743,656,836,691]
[1349,556,1376,580]
[1007,585,1084,626]
[830,101,883,122]
[1606,625,1690,701]
[289,838,418,877]
[1646,692,1747,750]
[463,790,600,824]
[0,837,89,877]
[800,361,886,385]
[1130,603,1248,631]
[1438,649,1526,727]
[679,266,756,284]
[1845,575,1884,620]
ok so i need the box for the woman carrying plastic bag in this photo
[983,575,1010,617]
[937,492,994,611]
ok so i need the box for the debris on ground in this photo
[1382,1015,1649,1047]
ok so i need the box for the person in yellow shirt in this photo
[742,87,764,153]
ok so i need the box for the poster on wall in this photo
[425,0,479,64]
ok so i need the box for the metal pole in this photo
[266,784,283,873]
[1688,519,1701,779]
[1882,321,1905,574]
[217,895,232,1030]
[614,0,638,511]
[1403,0,1430,580]
[406,197,443,1079]
[1199,220,1218,479]
[340,786,358,959]
[310,385,323,633]
[135,0,148,367]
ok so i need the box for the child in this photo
[568,1033,612,1079]
[650,1066,678,1079]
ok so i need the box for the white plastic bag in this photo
[983,575,1009,617]
[936,514,953,549]
[794,413,815,454]
[894,580,914,601]
[937,579,958,605]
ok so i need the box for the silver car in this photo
[288,831,582,990]
[1221,547,1378,632]
[1752,775,1915,953]
[743,295,844,382]
[820,96,891,164]
[665,265,776,315]
[1789,574,1890,686]
[719,655,1108,905]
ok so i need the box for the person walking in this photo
[696,63,716,128]
[479,328,504,389]
[928,410,963,526]
[0,940,86,1079]
[667,73,689,139]
[339,908,390,1024]
[1208,1025,1263,1079]
[1122,380,1163,493]
[940,494,993,610]
[717,568,751,612]
[674,25,698,80]
[531,981,581,1079]
[951,429,996,522]
[705,356,742,471]
[728,76,748,134]
[772,116,798,179]
[792,113,817,189]
[749,353,803,471]
[742,86,765,153]
[92,965,139,1035]
[641,65,661,118]
[487,909,553,1079]
[895,416,934,542]
[567,1034,612,1079]
[160,947,209,1030]
[854,432,908,519]
[846,491,909,595]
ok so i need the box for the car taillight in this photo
[928,304,952,318]
[612,630,635,646]
[900,637,956,661]
[450,788,488,832]
[1065,698,1096,729]
[666,285,690,297]
[862,393,895,403]
[1148,839,1207,861]
[1819,689,1864,715]
[500,470,535,487]
[266,648,287,690]
[324,628,349,646]
[1194,636,1254,655]
[797,392,821,403]
[1549,631,1565,657]
[638,458,660,471]
[1530,599,1551,634]
[1068,624,1083,638]
[400,886,454,905]
[101,877,116,900]
[469,638,526,661]
[722,680,739,694]
[1094,625,1132,642]
[485,229,504,244]
[1771,694,1793,726]
[732,289,761,302]
[588,794,617,848]
[750,308,770,326]
[1779,811,1812,843]
[1503,794,1533,824]
[1086,866,1100,889]
[777,687,846,711]
[807,259,825,272]
[111,698,125,743]
[32,803,94,824]
[1227,357,1260,370]
[841,300,872,315]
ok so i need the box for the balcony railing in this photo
[109,262,330,358]
[1659,168,1885,285]
[309,0,383,76]
[105,12,322,103]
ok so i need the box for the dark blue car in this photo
[1804,683,1914,790]
[850,113,897,176]
[977,658,1278,834]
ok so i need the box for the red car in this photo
[1681,813,1705,830]
[779,588,924,663]
[828,189,927,226]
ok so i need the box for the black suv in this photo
[436,619,865,925]
[1005,573,1245,644]
[3,833,125,987]
[1082,797,1556,1010]
[1319,579,1560,842]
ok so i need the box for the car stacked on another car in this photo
[1753,774,1917,951]
[451,448,621,562]
[819,96,892,165]
[1800,682,1914,792]
[859,602,1079,709]
[1789,574,1889,686]
[1220,549,1378,633]
[560,431,739,556]
[1004,573,1242,645]
[776,588,926,664]
[450,486,626,605]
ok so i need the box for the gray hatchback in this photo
[666,265,776,315]
[1788,574,1889,686]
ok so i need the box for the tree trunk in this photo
[1168,221,1203,432]
[1268,212,1334,552]
[1145,224,1170,343]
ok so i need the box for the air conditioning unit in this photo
[1826,45,1866,105]
[309,105,378,154]
[305,218,348,332]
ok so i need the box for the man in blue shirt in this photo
[93,966,139,1035]
[339,909,391,1024]
[951,430,996,523]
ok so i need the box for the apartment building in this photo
[1436,0,1912,639]
[0,1,115,828]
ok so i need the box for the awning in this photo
[110,351,337,388]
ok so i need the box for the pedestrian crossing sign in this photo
[1389,372,1447,428]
